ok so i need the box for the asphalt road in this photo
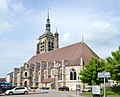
[0,90,81,97]
[0,90,117,97]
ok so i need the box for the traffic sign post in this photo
[76,84,80,95]
[98,72,110,78]
[98,72,110,97]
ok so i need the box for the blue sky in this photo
[0,0,120,77]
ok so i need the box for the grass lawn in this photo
[82,89,120,96]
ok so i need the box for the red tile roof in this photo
[28,42,100,66]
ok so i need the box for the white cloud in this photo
[0,21,13,33]
[62,33,70,42]
[52,9,119,47]
[0,39,34,63]
[50,8,120,59]
[0,0,9,12]
[86,20,118,45]
[0,0,28,35]
[10,1,26,13]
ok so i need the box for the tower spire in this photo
[46,9,50,25]
[44,8,52,35]
[54,28,59,50]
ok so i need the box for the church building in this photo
[7,13,100,90]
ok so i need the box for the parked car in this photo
[82,86,91,92]
[42,87,49,90]
[58,86,69,91]
[5,86,28,95]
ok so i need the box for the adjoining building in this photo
[6,68,20,86]
[6,13,100,90]
[6,72,13,84]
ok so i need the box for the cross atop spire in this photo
[82,33,84,43]
[47,8,49,19]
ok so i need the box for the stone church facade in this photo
[6,13,100,90]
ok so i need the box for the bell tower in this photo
[54,29,59,50]
[36,12,59,54]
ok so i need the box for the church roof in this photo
[39,32,54,39]
[44,30,53,36]
[28,42,100,66]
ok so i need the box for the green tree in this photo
[106,46,120,82]
[80,58,106,85]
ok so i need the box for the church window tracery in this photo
[70,68,76,80]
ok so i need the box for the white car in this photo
[5,87,28,95]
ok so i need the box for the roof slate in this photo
[28,42,100,66]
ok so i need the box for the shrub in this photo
[30,86,38,89]
[111,85,120,92]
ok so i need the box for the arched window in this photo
[70,68,76,80]
[24,81,27,87]
[24,72,27,77]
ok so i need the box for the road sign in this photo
[92,85,100,95]
[98,72,111,97]
[98,72,110,78]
